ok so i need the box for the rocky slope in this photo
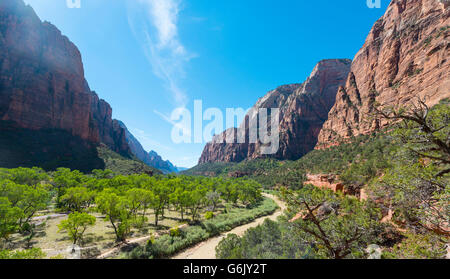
[0,0,130,157]
[117,121,179,173]
[147,151,179,173]
[199,59,351,164]
[317,0,450,147]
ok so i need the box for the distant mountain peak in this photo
[117,122,181,173]
[199,59,351,164]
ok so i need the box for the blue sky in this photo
[23,0,389,168]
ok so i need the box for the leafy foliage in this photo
[216,99,450,260]
[369,98,449,242]
[0,248,45,259]
[281,186,384,259]
[96,145,160,176]
[382,232,447,259]
[0,165,266,256]
[126,197,278,259]
[216,218,315,259]
[58,212,96,245]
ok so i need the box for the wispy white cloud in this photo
[127,0,195,107]
[130,127,174,152]
[154,109,191,138]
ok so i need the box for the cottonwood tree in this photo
[187,185,207,222]
[0,248,46,259]
[95,190,132,242]
[19,185,49,223]
[0,180,49,233]
[237,180,262,206]
[170,187,190,220]
[58,212,96,248]
[52,168,88,207]
[60,186,95,213]
[0,197,23,247]
[126,188,154,227]
[206,191,221,212]
[218,181,239,204]
[5,167,49,188]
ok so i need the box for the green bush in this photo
[0,248,46,259]
[126,197,278,258]
[152,226,210,258]
[204,211,214,220]
[169,227,182,237]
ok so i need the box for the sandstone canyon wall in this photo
[199,59,352,164]
[317,0,450,146]
[0,0,130,157]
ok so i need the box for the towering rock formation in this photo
[317,0,450,147]
[117,121,179,173]
[0,0,130,156]
[199,59,351,164]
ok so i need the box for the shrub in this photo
[126,197,278,258]
[169,227,182,237]
[0,248,46,259]
[204,211,214,220]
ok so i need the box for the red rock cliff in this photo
[317,0,450,147]
[199,59,351,164]
[0,0,129,155]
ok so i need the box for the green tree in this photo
[216,234,243,259]
[218,181,239,204]
[206,191,221,212]
[60,187,94,213]
[282,186,383,259]
[186,186,207,222]
[0,248,46,259]
[58,212,96,246]
[92,169,114,179]
[95,190,132,242]
[52,168,88,207]
[126,188,154,226]
[0,197,23,246]
[372,98,449,234]
[170,186,190,220]
[383,232,447,259]
[237,180,262,206]
[148,181,171,226]
[6,167,49,187]
[20,185,49,222]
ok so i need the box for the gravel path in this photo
[172,193,286,259]
[32,213,67,221]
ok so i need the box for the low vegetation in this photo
[125,197,278,259]
[96,145,160,176]
[0,166,266,258]
[216,99,449,259]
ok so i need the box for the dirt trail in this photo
[96,224,189,259]
[96,235,154,259]
[96,193,285,259]
[172,193,286,259]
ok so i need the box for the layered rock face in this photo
[317,0,450,146]
[147,151,178,173]
[199,59,351,164]
[117,121,179,173]
[0,0,129,155]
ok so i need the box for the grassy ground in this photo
[6,204,233,259]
